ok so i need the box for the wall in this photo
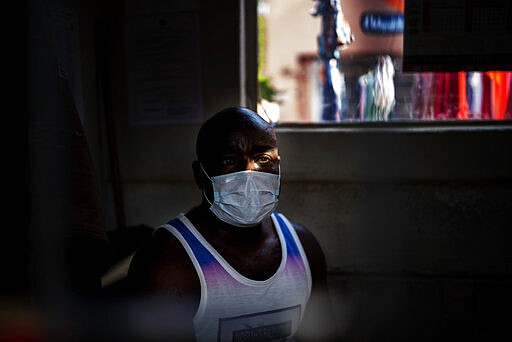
[91,0,258,231]
[276,123,512,340]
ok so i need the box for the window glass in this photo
[257,0,512,123]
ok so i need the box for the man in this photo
[128,106,337,341]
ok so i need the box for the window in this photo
[257,0,512,123]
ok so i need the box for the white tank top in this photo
[162,212,312,342]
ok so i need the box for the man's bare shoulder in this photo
[130,227,178,267]
[128,226,200,295]
[287,219,327,283]
[286,219,339,340]
[126,226,200,340]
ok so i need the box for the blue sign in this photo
[360,12,404,34]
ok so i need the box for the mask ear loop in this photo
[199,162,214,207]
[199,162,212,181]
[276,163,281,199]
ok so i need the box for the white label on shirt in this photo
[218,305,301,342]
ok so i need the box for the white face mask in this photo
[200,163,280,227]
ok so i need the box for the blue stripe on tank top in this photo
[168,214,299,266]
[274,213,301,258]
[168,218,217,267]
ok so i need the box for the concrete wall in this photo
[276,125,512,341]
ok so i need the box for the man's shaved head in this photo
[196,106,277,163]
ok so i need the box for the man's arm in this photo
[127,228,200,341]
[293,223,340,341]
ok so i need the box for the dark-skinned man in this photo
[128,106,338,341]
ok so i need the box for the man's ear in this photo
[192,160,207,190]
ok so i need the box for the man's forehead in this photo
[196,107,278,160]
[213,129,277,153]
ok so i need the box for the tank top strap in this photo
[164,216,217,268]
[272,213,312,291]
[273,213,301,258]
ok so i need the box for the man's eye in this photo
[256,156,272,165]
[221,158,236,165]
